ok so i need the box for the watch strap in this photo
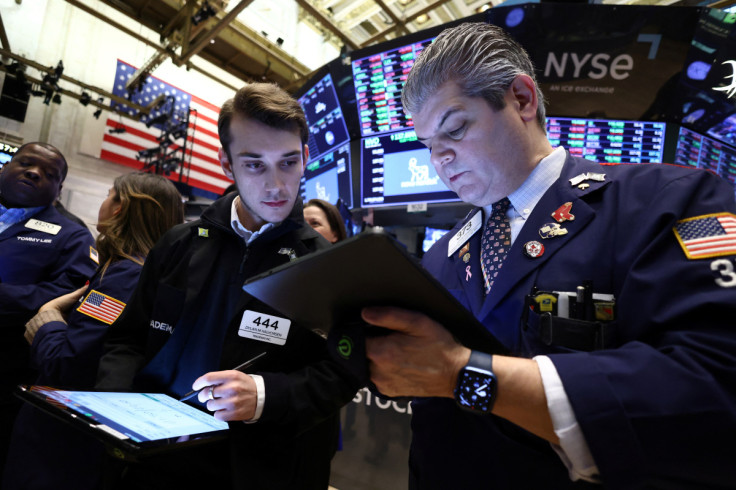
[467,350,493,372]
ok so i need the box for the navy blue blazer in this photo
[413,153,736,489]
[0,205,95,393]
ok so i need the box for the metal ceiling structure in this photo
[1,0,735,116]
[66,0,519,92]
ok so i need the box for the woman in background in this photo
[303,198,347,243]
[2,172,183,490]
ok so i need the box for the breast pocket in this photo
[521,307,617,356]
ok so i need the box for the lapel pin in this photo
[578,183,590,190]
[278,248,297,261]
[458,242,470,258]
[570,172,606,187]
[523,241,545,258]
[552,202,575,222]
[462,252,471,263]
[539,223,569,239]
[465,265,472,281]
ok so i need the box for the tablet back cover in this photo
[242,229,507,354]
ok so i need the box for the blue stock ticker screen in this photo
[297,73,354,207]
[546,117,666,164]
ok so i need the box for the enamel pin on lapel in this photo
[523,240,545,258]
[570,172,605,190]
[552,202,575,223]
[539,223,568,239]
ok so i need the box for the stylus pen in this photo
[178,351,267,402]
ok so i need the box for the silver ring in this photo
[208,385,215,401]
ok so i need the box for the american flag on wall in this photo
[100,60,232,197]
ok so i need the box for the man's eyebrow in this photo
[415,108,461,142]
[236,150,302,158]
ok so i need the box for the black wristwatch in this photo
[454,350,497,413]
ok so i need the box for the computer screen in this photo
[352,33,464,208]
[359,130,459,208]
[301,142,353,206]
[297,69,355,208]
[298,72,351,161]
[0,142,19,169]
[351,37,433,137]
[422,227,450,253]
[674,126,736,190]
[546,117,667,164]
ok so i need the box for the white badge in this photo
[238,310,291,345]
[25,219,61,235]
[447,211,482,257]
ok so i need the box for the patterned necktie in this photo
[481,197,511,295]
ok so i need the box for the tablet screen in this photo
[19,386,228,452]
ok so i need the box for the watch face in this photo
[456,367,495,412]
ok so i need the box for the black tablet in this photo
[242,228,507,355]
[16,385,229,460]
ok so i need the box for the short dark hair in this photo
[15,142,68,181]
[305,198,347,242]
[217,83,308,162]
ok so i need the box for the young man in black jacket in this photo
[97,83,362,489]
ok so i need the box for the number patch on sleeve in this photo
[238,310,291,345]
[711,259,736,288]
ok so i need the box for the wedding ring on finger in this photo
[208,385,216,401]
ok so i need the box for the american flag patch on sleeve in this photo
[673,213,736,259]
[76,290,126,325]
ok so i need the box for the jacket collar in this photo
[200,193,323,244]
[447,151,610,318]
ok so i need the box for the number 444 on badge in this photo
[238,310,291,345]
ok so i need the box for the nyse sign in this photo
[490,3,700,120]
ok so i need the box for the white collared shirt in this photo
[230,196,276,245]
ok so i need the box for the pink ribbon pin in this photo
[465,265,472,281]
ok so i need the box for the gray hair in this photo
[402,22,546,131]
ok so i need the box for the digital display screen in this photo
[301,142,353,207]
[0,142,19,169]
[298,73,350,162]
[360,130,459,207]
[35,388,228,443]
[352,37,433,137]
[423,227,450,253]
[674,126,736,189]
[546,117,666,164]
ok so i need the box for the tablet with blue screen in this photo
[15,385,229,460]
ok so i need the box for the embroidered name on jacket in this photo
[150,320,174,334]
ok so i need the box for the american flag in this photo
[100,60,232,197]
[77,290,126,325]
[673,213,736,259]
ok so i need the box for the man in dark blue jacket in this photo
[364,23,736,489]
[0,142,96,475]
[97,83,362,489]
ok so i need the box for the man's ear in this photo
[301,144,309,175]
[56,183,64,202]
[219,147,234,180]
[510,74,538,123]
